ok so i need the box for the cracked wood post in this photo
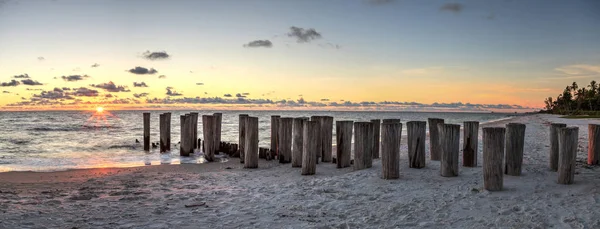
[213,113,222,152]
[381,122,402,179]
[549,123,566,171]
[179,115,191,156]
[463,121,479,167]
[271,115,280,158]
[354,122,373,170]
[143,112,150,151]
[302,120,319,175]
[244,116,259,169]
[190,113,198,149]
[558,126,578,185]
[292,117,307,167]
[321,116,334,163]
[371,119,381,159]
[311,116,322,164]
[588,124,600,165]
[202,115,216,162]
[505,123,526,176]
[336,120,353,168]
[440,124,460,177]
[483,127,506,191]
[407,121,426,168]
[159,113,168,153]
[428,118,444,161]
[165,113,171,151]
[278,117,293,163]
[239,114,248,164]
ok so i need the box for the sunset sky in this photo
[0,0,599,111]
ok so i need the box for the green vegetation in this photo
[543,81,600,118]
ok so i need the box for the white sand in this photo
[1,114,599,228]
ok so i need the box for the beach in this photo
[1,113,600,228]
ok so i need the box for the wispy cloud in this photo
[287,26,322,43]
[440,3,463,13]
[37,57,45,61]
[133,93,149,98]
[133,82,148,87]
[166,87,183,96]
[142,51,170,60]
[555,64,600,76]
[158,75,166,79]
[91,63,100,68]
[196,83,204,86]
[243,40,273,48]
[13,74,30,79]
[90,81,130,92]
[61,75,90,82]
[21,79,43,86]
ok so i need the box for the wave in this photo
[28,127,78,132]
[28,125,121,132]
[9,139,30,145]
[108,144,139,150]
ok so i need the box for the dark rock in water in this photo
[332,157,337,164]
[151,143,157,149]
[135,139,140,143]
[225,167,232,169]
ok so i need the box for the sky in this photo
[0,0,599,111]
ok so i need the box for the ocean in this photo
[0,110,517,172]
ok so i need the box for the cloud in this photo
[166,87,183,96]
[91,63,100,68]
[62,75,90,82]
[37,57,45,61]
[133,93,149,98]
[133,82,148,87]
[62,87,71,91]
[366,0,394,5]
[21,79,43,86]
[440,3,463,13]
[105,94,114,98]
[158,75,166,79]
[0,80,20,87]
[287,26,322,43]
[72,87,99,97]
[242,93,250,96]
[13,74,30,79]
[319,43,341,49]
[128,66,158,75]
[90,81,130,92]
[321,98,330,101]
[142,51,170,60]
[224,94,232,97]
[3,91,10,93]
[243,40,273,48]
[235,93,245,98]
[196,83,204,86]
[555,64,600,76]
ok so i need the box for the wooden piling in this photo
[407,121,426,168]
[428,118,444,160]
[302,120,318,175]
[381,122,402,179]
[244,116,259,169]
[336,121,353,168]
[354,122,373,170]
[382,119,400,123]
[278,117,293,163]
[311,116,322,164]
[549,123,567,171]
[239,114,248,163]
[179,115,192,156]
[190,113,198,149]
[462,121,479,167]
[271,115,280,157]
[558,126,578,184]
[165,113,171,151]
[292,118,306,167]
[483,127,505,191]
[213,113,222,152]
[588,124,600,165]
[143,112,150,151]
[202,115,216,162]
[159,113,168,153]
[505,123,526,176]
[371,119,381,159]
[440,124,460,177]
[321,116,334,163]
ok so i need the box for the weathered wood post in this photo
[588,124,600,165]
[159,113,168,152]
[505,123,526,176]
[271,115,280,158]
[381,122,402,179]
[428,118,444,160]
[292,117,306,167]
[311,116,322,164]
[278,117,293,163]
[143,112,150,151]
[321,116,334,163]
[239,114,248,163]
[190,113,198,149]
[302,120,318,175]
[371,119,381,159]
[336,121,353,168]
[187,114,195,154]
[244,116,259,168]
[549,123,567,171]
[558,126,578,184]
[165,113,171,151]
[440,124,460,177]
[483,127,505,191]
[382,119,400,123]
[407,121,426,168]
[354,122,373,170]
[202,115,216,162]
[213,112,222,152]
[180,115,191,156]
[463,121,479,167]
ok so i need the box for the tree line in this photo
[544,80,600,114]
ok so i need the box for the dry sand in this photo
[1,114,599,228]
